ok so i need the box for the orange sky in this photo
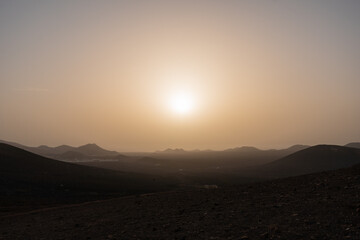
[1,1,360,151]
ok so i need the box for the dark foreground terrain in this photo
[1,164,359,239]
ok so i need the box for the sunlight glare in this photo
[169,91,195,115]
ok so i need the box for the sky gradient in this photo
[1,0,360,151]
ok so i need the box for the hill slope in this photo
[260,145,360,177]
[0,143,176,197]
[345,142,360,149]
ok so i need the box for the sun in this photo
[169,91,195,115]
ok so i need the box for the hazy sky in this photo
[1,0,360,151]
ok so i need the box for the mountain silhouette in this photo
[0,140,120,159]
[35,144,74,155]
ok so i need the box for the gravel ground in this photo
[1,165,360,240]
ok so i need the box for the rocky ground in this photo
[1,165,360,240]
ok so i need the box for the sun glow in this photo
[169,91,196,115]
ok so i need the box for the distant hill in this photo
[153,145,309,156]
[33,144,75,155]
[158,148,187,154]
[260,145,360,178]
[51,145,74,154]
[224,146,260,152]
[0,143,176,196]
[345,142,360,149]
[76,143,119,156]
